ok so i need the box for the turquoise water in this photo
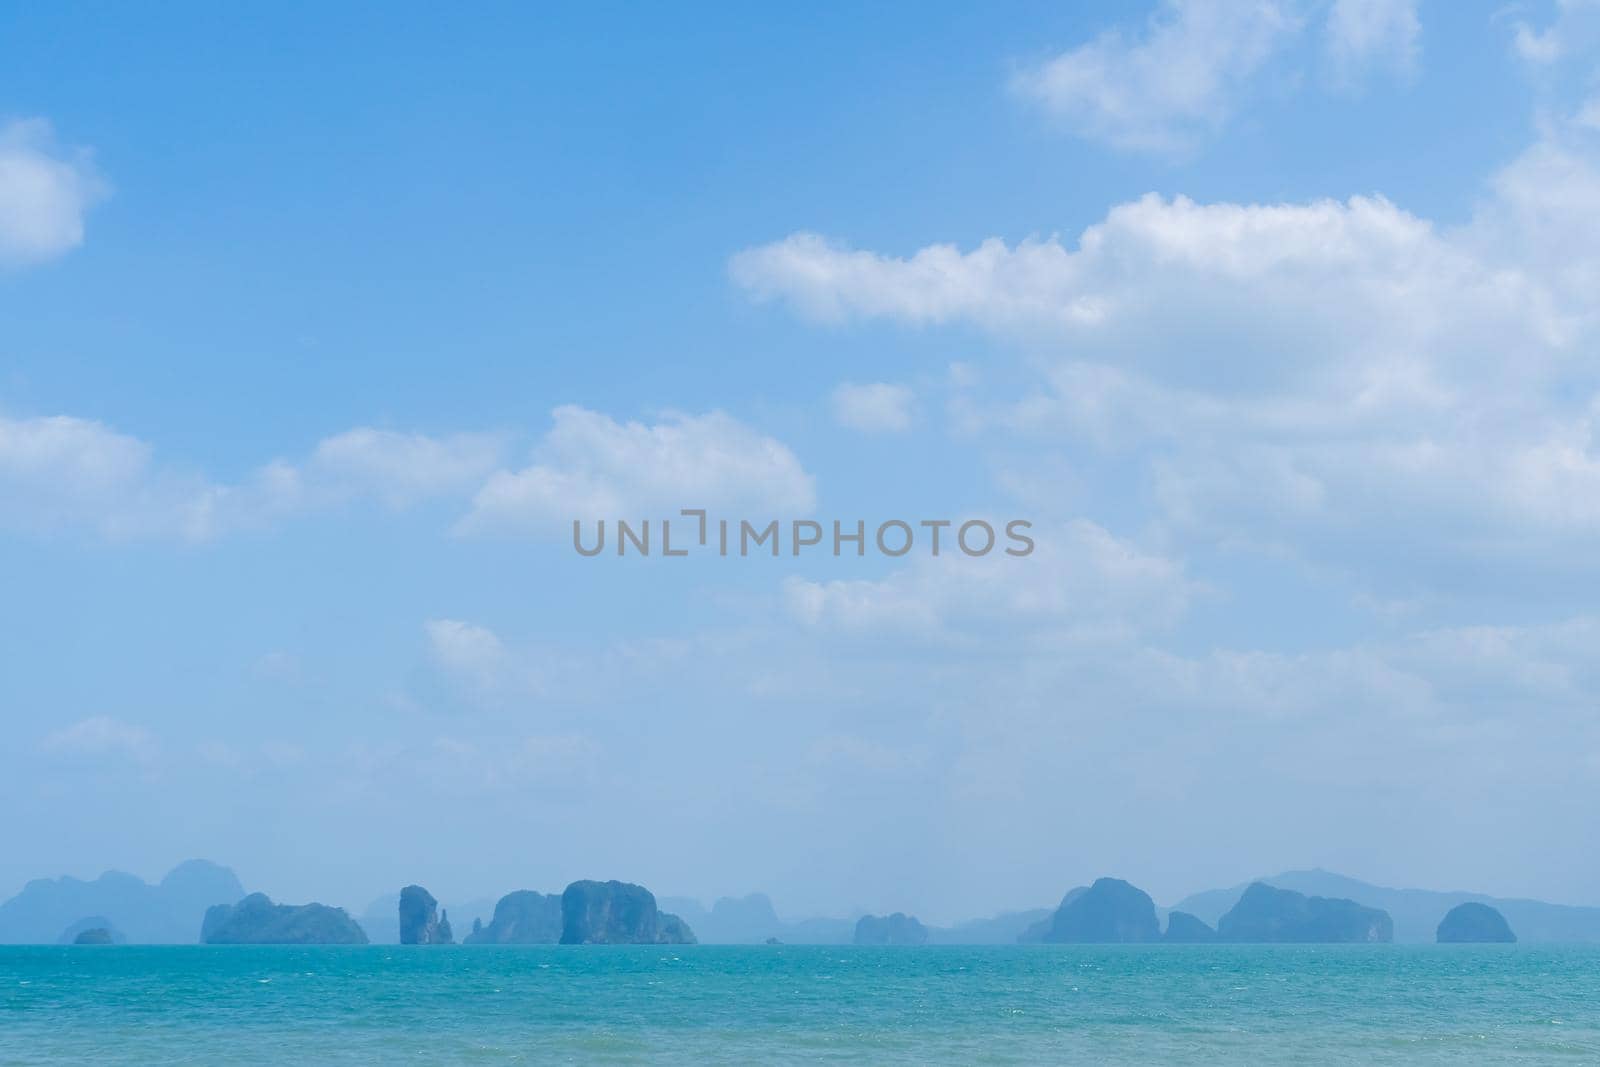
[3,945,1598,1063]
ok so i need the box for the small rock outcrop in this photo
[464,890,564,944]
[1163,910,1217,943]
[559,881,696,945]
[58,916,124,945]
[201,893,368,945]
[72,927,117,945]
[1218,883,1392,943]
[1024,878,1161,943]
[399,885,454,945]
[1437,902,1516,943]
[853,912,928,946]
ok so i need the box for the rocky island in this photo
[1218,883,1392,942]
[398,885,454,945]
[1163,910,1217,942]
[1021,878,1161,943]
[465,890,564,944]
[1436,902,1516,943]
[58,916,125,945]
[201,893,368,945]
[559,881,696,944]
[853,912,929,946]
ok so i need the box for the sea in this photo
[3,944,1598,1063]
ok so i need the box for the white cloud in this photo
[304,428,506,508]
[733,111,1600,578]
[0,119,107,268]
[785,519,1195,637]
[40,716,158,764]
[1008,1,1429,153]
[0,414,500,540]
[1324,0,1420,86]
[831,382,915,433]
[462,405,815,533]
[1,405,812,541]
[1010,0,1302,154]
[1512,0,1600,64]
[426,619,506,677]
[0,413,223,539]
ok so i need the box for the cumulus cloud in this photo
[831,382,915,433]
[733,113,1600,571]
[462,405,815,533]
[0,119,107,268]
[0,413,223,539]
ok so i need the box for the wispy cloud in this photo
[460,406,816,534]
[0,405,813,542]
[1009,0,1423,154]
[40,716,158,765]
[1011,0,1302,154]
[831,382,915,434]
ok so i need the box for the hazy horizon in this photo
[6,1,1600,928]
[10,856,1600,931]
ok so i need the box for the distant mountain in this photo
[775,916,857,944]
[0,860,245,944]
[201,893,367,944]
[660,893,783,943]
[927,908,1054,945]
[1217,883,1392,943]
[660,893,859,944]
[1173,869,1600,944]
[854,912,928,946]
[657,893,1050,946]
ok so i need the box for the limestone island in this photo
[1021,878,1162,943]
[560,880,696,944]
[1218,882,1392,942]
[201,893,368,945]
[1436,902,1516,943]
[1163,910,1218,943]
[398,885,454,945]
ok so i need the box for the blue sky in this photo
[3,0,1600,921]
